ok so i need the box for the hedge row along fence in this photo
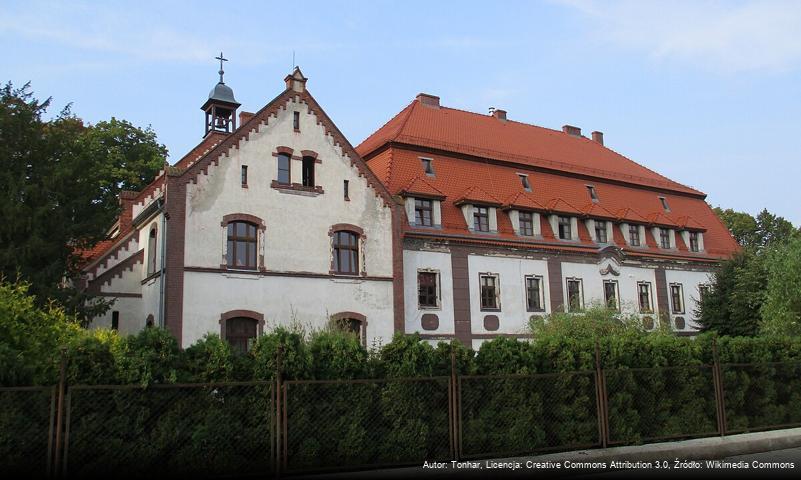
[2,329,801,477]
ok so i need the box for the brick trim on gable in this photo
[164,175,187,346]
[87,249,144,293]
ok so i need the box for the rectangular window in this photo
[638,282,653,313]
[111,311,119,331]
[302,157,315,187]
[595,221,608,243]
[660,228,671,249]
[525,276,544,311]
[519,174,531,191]
[558,216,572,240]
[241,165,248,187]
[689,232,700,252]
[519,212,534,236]
[629,224,641,246]
[659,196,670,211]
[587,185,598,202]
[603,280,619,311]
[474,206,489,232]
[277,153,291,184]
[418,271,439,308]
[343,180,349,200]
[332,231,359,275]
[480,274,500,310]
[670,284,684,313]
[415,199,433,226]
[566,278,583,312]
[293,111,300,131]
[421,158,434,176]
[698,284,711,302]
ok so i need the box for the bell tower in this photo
[201,52,241,137]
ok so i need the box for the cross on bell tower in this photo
[201,52,241,137]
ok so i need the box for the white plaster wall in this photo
[91,297,144,335]
[560,262,659,316]
[403,249,454,334]
[467,254,551,335]
[183,98,393,277]
[137,216,164,275]
[664,269,714,331]
[98,261,143,295]
[182,271,394,348]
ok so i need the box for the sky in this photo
[3,0,800,225]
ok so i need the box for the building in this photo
[82,66,738,350]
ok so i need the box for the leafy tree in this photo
[714,206,797,250]
[760,235,801,336]
[0,82,167,321]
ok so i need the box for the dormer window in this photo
[421,158,435,176]
[659,196,670,212]
[518,212,534,236]
[558,216,572,240]
[659,228,671,249]
[595,221,608,243]
[689,231,700,252]
[474,207,490,232]
[587,185,599,202]
[518,174,531,192]
[415,199,433,226]
[629,224,641,246]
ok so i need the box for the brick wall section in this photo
[164,175,187,346]
[450,247,472,345]
[392,204,405,334]
[547,258,564,312]
[654,267,669,316]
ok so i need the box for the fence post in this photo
[52,350,67,479]
[449,344,460,461]
[275,345,284,478]
[594,340,609,448]
[711,336,728,436]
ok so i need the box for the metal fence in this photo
[3,356,801,477]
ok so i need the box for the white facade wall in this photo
[664,269,713,331]
[403,249,455,335]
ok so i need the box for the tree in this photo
[0,82,167,321]
[760,235,801,336]
[714,206,797,250]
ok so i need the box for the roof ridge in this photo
[355,99,416,151]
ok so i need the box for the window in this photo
[603,280,619,311]
[415,199,433,226]
[525,276,544,311]
[519,212,534,236]
[670,284,684,313]
[418,271,439,308]
[566,278,583,312]
[226,317,258,354]
[595,221,608,243]
[638,282,653,313]
[659,196,670,212]
[558,216,572,240]
[277,153,291,184]
[660,228,671,249]
[587,185,598,202]
[421,158,434,176]
[241,165,248,187]
[629,224,641,246]
[226,221,258,269]
[519,174,531,191]
[301,156,315,187]
[479,274,500,310]
[147,226,157,274]
[474,206,489,232]
[698,284,711,302]
[343,180,349,200]
[293,111,300,131]
[332,230,359,275]
[689,232,700,252]
[111,311,119,331]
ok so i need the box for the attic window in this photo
[586,185,598,202]
[659,196,670,212]
[293,111,300,131]
[518,174,531,192]
[420,158,435,176]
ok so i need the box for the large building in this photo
[81,67,738,350]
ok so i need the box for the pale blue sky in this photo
[3,0,800,224]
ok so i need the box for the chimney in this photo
[562,125,581,137]
[284,66,307,93]
[416,93,440,108]
[239,111,255,125]
[592,131,604,145]
[492,109,507,121]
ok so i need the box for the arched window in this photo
[147,226,157,274]
[227,221,258,269]
[225,317,258,353]
[330,312,367,346]
[332,230,359,275]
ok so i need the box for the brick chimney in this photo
[416,93,440,108]
[239,111,255,125]
[492,109,507,121]
[592,131,604,145]
[562,125,581,137]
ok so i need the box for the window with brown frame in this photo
[226,221,258,269]
[603,280,619,311]
[241,165,248,187]
[698,284,711,302]
[277,153,291,184]
[566,278,583,312]
[343,180,349,200]
[525,275,544,311]
[671,283,685,313]
[689,232,700,252]
[629,224,641,246]
[332,230,359,275]
[638,282,653,313]
[660,228,671,249]
[595,221,608,243]
[302,156,315,187]
[226,317,258,354]
[293,111,300,131]
[474,206,490,232]
[558,216,572,240]
[519,212,534,236]
[418,271,439,308]
[479,274,500,310]
[415,199,433,226]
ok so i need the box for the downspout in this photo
[157,198,167,328]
